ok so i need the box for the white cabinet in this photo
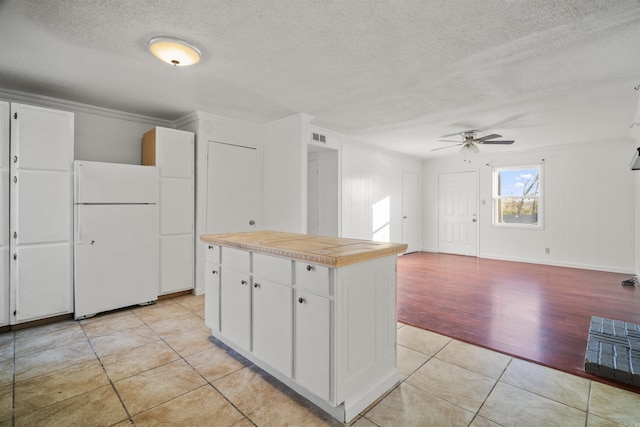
[220,268,251,348]
[252,253,293,376]
[204,244,220,332]
[0,101,9,327]
[295,289,330,401]
[143,127,195,295]
[253,278,292,376]
[9,103,74,324]
[203,239,400,423]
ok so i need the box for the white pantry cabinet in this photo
[0,102,9,327]
[143,127,195,295]
[202,231,405,423]
[9,103,74,324]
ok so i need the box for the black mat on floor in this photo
[585,316,640,386]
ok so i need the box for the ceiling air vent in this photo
[311,132,326,144]
[630,147,640,170]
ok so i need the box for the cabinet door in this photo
[159,178,194,235]
[0,101,9,326]
[220,269,251,349]
[10,103,73,323]
[253,278,292,376]
[160,234,194,294]
[204,262,220,332]
[156,128,194,178]
[295,290,331,401]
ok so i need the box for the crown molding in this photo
[0,87,174,127]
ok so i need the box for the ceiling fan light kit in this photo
[460,143,480,156]
[432,129,515,155]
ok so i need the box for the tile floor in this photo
[1,294,640,426]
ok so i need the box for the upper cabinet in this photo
[9,103,74,324]
[143,127,195,295]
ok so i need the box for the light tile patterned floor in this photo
[1,294,640,426]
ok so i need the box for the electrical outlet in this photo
[545,247,551,254]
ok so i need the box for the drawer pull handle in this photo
[211,270,218,275]
[298,297,306,304]
[241,280,248,286]
[254,283,260,288]
[306,265,315,272]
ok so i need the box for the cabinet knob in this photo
[249,220,255,225]
[211,270,218,275]
[241,280,248,285]
[298,297,306,304]
[254,283,260,288]
[306,265,315,272]
[208,245,213,249]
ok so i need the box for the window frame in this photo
[492,163,544,229]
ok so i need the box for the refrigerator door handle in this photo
[76,214,83,245]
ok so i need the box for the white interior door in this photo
[207,141,258,233]
[402,171,419,253]
[10,103,74,323]
[438,171,478,256]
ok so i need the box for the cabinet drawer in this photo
[205,244,220,264]
[222,247,250,272]
[253,253,292,284]
[295,262,330,295]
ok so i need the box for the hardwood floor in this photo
[396,252,640,391]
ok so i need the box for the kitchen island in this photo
[201,231,407,423]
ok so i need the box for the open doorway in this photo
[307,145,338,236]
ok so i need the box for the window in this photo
[492,164,542,228]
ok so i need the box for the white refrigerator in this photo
[74,160,159,319]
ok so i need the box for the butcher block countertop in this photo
[200,230,408,268]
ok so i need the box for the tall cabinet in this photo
[0,102,9,327]
[143,127,195,295]
[9,103,75,324]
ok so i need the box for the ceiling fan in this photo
[432,130,514,154]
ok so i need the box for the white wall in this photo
[74,111,160,164]
[423,140,636,273]
[341,140,422,245]
[631,95,640,276]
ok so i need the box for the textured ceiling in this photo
[0,0,639,158]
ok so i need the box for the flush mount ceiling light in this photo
[148,36,201,66]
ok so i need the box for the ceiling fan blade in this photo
[431,143,462,152]
[476,133,502,142]
[437,139,462,143]
[480,140,514,145]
